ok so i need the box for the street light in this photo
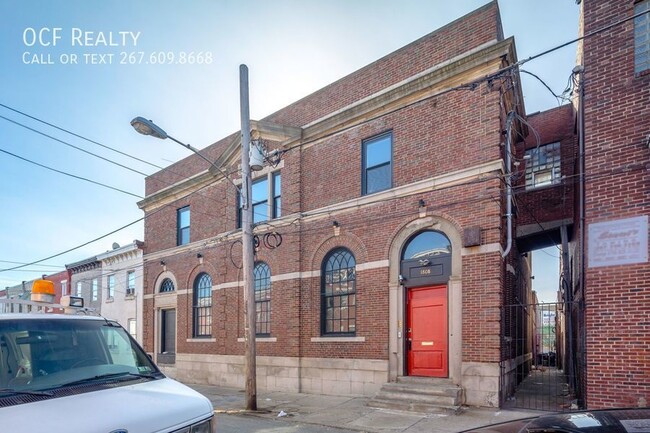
[131,65,258,410]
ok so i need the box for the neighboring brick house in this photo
[575,0,650,409]
[66,257,102,312]
[44,269,71,305]
[138,2,539,408]
[96,241,144,343]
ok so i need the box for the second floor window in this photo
[238,172,281,227]
[177,206,190,246]
[127,271,136,295]
[61,281,67,296]
[107,274,115,299]
[76,281,82,297]
[525,142,561,189]
[635,0,649,73]
[362,132,392,195]
[91,278,98,301]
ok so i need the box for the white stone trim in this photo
[271,270,320,282]
[356,260,389,271]
[214,281,243,291]
[310,336,366,343]
[302,40,499,130]
[186,338,216,343]
[237,337,277,343]
[461,242,502,256]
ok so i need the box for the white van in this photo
[0,280,216,433]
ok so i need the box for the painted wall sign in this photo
[588,215,648,268]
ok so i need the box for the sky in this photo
[0,0,579,301]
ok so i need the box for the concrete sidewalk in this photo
[185,383,542,432]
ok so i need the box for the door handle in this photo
[406,339,412,350]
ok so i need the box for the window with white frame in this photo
[525,142,561,189]
[635,0,650,73]
[76,281,82,297]
[92,278,98,301]
[238,171,281,227]
[107,274,115,299]
[126,270,136,296]
[61,281,67,296]
[127,318,137,339]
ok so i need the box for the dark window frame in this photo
[362,131,393,195]
[177,206,190,246]
[524,142,561,190]
[254,262,272,336]
[635,0,650,74]
[321,248,357,336]
[237,171,281,228]
[160,278,175,293]
[192,273,213,338]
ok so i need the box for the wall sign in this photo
[588,215,648,268]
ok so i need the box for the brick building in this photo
[138,1,540,408]
[575,0,650,409]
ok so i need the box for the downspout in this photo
[502,111,516,258]
[574,63,587,408]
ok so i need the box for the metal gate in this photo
[500,301,584,411]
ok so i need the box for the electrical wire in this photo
[0,103,164,170]
[0,114,150,177]
[0,147,143,199]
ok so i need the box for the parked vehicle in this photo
[461,408,650,432]
[0,280,216,433]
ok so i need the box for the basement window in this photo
[525,142,561,189]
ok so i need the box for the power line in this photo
[0,147,143,199]
[0,114,150,177]
[0,102,164,170]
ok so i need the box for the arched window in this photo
[402,230,451,260]
[254,262,271,336]
[321,248,356,335]
[193,273,212,337]
[160,278,175,293]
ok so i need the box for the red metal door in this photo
[407,285,448,377]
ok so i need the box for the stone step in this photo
[367,378,463,414]
[367,397,461,414]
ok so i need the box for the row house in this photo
[139,1,533,408]
[96,241,144,342]
[65,242,145,342]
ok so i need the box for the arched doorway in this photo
[401,230,452,378]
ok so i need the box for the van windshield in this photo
[0,318,161,393]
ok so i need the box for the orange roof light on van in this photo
[31,279,55,303]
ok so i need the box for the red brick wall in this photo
[515,104,577,228]
[582,0,650,409]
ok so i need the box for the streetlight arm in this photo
[131,117,240,193]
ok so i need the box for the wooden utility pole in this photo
[240,64,257,411]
